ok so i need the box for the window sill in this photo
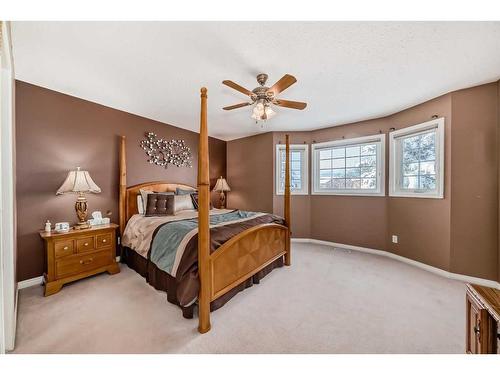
[389,192,444,199]
[311,190,385,197]
[276,192,309,196]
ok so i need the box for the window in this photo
[389,118,444,198]
[312,134,385,196]
[276,144,309,195]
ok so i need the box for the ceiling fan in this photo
[222,73,307,121]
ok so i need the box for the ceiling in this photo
[11,21,500,141]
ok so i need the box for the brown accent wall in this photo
[387,94,452,271]
[226,133,274,213]
[226,81,500,282]
[310,117,391,251]
[448,83,498,280]
[15,81,226,281]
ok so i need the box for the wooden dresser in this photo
[466,284,500,354]
[39,223,120,296]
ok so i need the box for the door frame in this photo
[0,20,17,353]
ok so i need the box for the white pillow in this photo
[174,194,195,213]
[137,194,145,215]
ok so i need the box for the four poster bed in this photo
[118,88,291,333]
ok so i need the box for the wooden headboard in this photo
[125,182,196,223]
[118,135,196,235]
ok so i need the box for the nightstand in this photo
[39,223,120,296]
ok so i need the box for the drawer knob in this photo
[84,243,89,246]
[102,239,107,243]
[63,246,68,250]
[79,258,93,265]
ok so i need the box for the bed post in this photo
[119,135,127,238]
[198,87,211,333]
[284,134,291,266]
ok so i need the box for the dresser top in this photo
[39,223,119,239]
[468,284,500,321]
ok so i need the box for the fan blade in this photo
[223,102,252,111]
[268,74,297,95]
[273,99,307,110]
[222,80,253,96]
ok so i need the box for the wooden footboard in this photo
[210,223,288,300]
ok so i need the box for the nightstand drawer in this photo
[56,250,112,279]
[76,236,95,253]
[96,233,112,249]
[54,239,74,258]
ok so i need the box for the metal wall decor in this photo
[140,132,192,168]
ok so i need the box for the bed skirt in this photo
[122,246,284,319]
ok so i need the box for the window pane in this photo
[332,168,345,178]
[360,155,376,167]
[419,161,435,175]
[361,166,376,178]
[346,168,361,178]
[291,151,301,161]
[403,162,419,176]
[332,179,345,189]
[320,177,331,188]
[320,149,332,159]
[314,138,383,194]
[291,161,301,170]
[320,159,332,169]
[403,176,418,189]
[332,148,345,158]
[361,144,377,155]
[346,178,361,189]
[420,175,436,190]
[346,146,360,157]
[291,170,301,179]
[291,179,302,190]
[346,156,360,168]
[332,158,345,168]
[419,132,435,161]
[398,129,438,192]
[320,169,332,178]
[402,135,420,163]
[361,178,376,189]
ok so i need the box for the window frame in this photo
[275,144,309,196]
[389,117,445,199]
[311,134,386,196]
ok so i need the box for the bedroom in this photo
[1,1,500,372]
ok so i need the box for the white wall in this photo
[0,21,17,353]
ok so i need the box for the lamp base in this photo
[74,193,90,229]
[219,191,226,209]
[74,222,91,230]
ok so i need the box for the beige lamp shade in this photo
[56,167,101,195]
[213,176,230,192]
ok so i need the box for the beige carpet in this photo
[12,243,466,354]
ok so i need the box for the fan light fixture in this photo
[251,100,276,121]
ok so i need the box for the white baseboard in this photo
[17,276,44,290]
[292,238,500,289]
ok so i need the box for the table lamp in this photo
[213,176,231,209]
[56,167,101,229]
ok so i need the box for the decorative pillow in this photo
[145,193,175,216]
[176,187,196,195]
[190,192,213,210]
[137,194,145,215]
[174,194,195,212]
[139,189,173,215]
